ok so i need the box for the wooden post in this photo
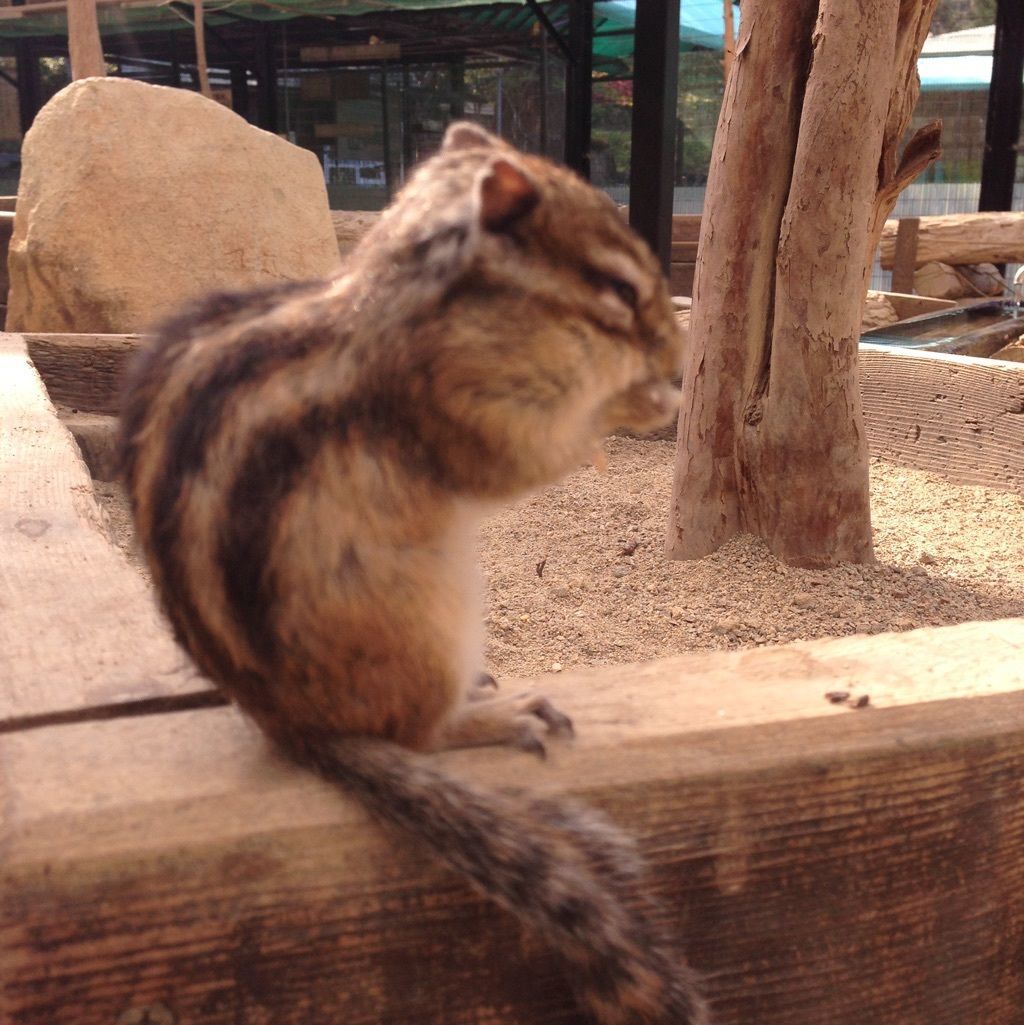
[722,0,735,80]
[67,0,105,80]
[890,217,920,293]
[193,0,212,99]
[667,0,940,568]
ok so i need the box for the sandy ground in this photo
[478,437,1024,676]
[96,437,1024,679]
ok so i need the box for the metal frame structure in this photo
[628,0,681,272]
[3,2,1019,261]
[979,0,1024,212]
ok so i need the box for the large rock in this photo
[8,78,340,334]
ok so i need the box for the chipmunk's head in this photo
[362,122,683,442]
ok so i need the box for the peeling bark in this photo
[668,0,940,568]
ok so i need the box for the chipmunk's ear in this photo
[442,121,500,153]
[477,156,540,232]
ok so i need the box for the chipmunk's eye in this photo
[587,268,639,311]
[607,277,638,309]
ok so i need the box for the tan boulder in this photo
[912,261,966,300]
[957,262,1004,297]
[8,77,340,334]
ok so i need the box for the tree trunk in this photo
[68,0,106,80]
[667,0,939,568]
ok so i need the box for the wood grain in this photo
[671,214,702,242]
[2,618,1023,1024]
[24,332,143,415]
[879,211,1024,268]
[861,343,1024,491]
[0,334,207,725]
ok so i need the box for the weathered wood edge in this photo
[26,334,1024,496]
[860,343,1024,491]
[2,618,1024,1024]
[0,334,208,723]
[23,332,144,415]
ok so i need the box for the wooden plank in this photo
[0,334,207,726]
[879,290,956,319]
[0,0,161,18]
[860,344,1024,490]
[671,240,699,262]
[889,216,919,292]
[879,211,1024,268]
[669,260,696,297]
[24,332,142,415]
[299,42,401,62]
[671,214,702,242]
[2,618,1024,1025]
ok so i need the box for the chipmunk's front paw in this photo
[442,691,574,758]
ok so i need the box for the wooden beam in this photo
[0,334,210,727]
[628,0,680,273]
[24,332,144,415]
[671,214,702,241]
[3,619,1024,1024]
[0,0,160,17]
[878,290,955,320]
[4,330,1024,1023]
[878,212,1024,268]
[860,344,1024,491]
[979,0,1024,212]
[67,0,106,80]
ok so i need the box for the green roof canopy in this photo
[0,0,735,74]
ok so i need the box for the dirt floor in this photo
[95,436,1024,678]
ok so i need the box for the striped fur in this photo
[119,123,707,1023]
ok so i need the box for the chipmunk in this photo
[118,121,706,1024]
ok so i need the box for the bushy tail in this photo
[294,735,710,1025]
